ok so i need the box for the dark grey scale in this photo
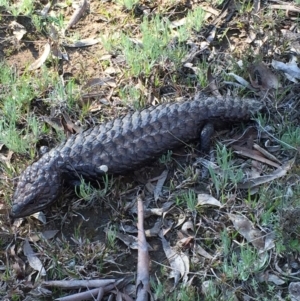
[97,132,107,142]
[69,143,83,158]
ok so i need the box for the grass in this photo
[75,174,112,205]
[2,0,34,16]
[115,0,139,10]
[208,145,244,197]
[0,63,40,155]
[1,0,300,300]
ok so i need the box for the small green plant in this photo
[177,24,190,43]
[237,0,254,13]
[175,195,184,206]
[0,63,46,155]
[221,230,266,282]
[182,189,197,211]
[115,0,139,10]
[121,15,186,76]
[5,0,35,17]
[177,7,205,42]
[220,230,231,257]
[281,126,300,148]
[196,61,209,88]
[106,225,117,249]
[159,150,173,164]
[152,279,200,301]
[76,174,111,203]
[73,223,83,240]
[208,144,244,197]
[119,85,144,109]
[203,282,220,301]
[186,7,206,32]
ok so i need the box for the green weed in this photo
[208,144,244,197]
[115,0,139,10]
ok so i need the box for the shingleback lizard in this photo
[10,94,263,218]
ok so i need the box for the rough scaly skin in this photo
[10,94,263,218]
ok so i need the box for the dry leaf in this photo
[83,78,116,89]
[228,213,265,251]
[249,63,281,89]
[232,145,281,168]
[32,211,47,224]
[0,150,13,167]
[144,201,173,218]
[272,57,300,83]
[28,43,51,70]
[9,21,26,40]
[195,244,213,259]
[238,160,293,189]
[47,24,59,41]
[114,231,153,250]
[253,143,281,164]
[104,66,119,74]
[207,67,222,99]
[227,72,254,90]
[160,231,189,286]
[29,230,59,242]
[258,272,285,285]
[289,282,300,301]
[23,240,46,276]
[40,1,52,17]
[65,0,89,30]
[181,221,194,234]
[51,45,69,60]
[145,220,162,237]
[62,38,101,47]
[197,194,221,207]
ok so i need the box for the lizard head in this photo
[10,155,63,218]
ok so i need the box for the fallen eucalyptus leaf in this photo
[23,240,46,276]
[28,43,51,70]
[65,0,88,30]
[62,38,101,48]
